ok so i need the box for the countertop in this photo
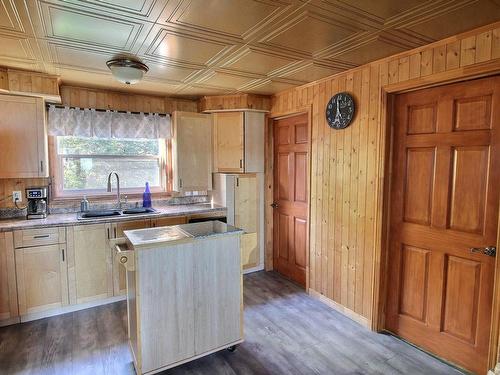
[0,204,227,232]
[125,221,243,247]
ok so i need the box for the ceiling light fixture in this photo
[106,58,149,85]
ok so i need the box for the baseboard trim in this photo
[20,295,126,323]
[243,264,264,274]
[308,289,371,329]
[0,316,20,327]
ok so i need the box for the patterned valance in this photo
[47,105,172,139]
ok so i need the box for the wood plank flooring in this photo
[0,271,464,375]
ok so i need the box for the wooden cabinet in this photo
[172,111,213,192]
[67,224,113,304]
[0,232,18,326]
[151,216,187,227]
[111,219,150,296]
[213,111,264,173]
[212,173,261,270]
[0,94,48,178]
[15,243,68,316]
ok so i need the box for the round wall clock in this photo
[326,92,355,129]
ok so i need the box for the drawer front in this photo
[14,227,65,248]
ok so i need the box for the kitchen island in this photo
[117,221,243,375]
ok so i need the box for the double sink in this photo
[77,207,157,220]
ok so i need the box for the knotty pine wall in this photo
[271,22,500,324]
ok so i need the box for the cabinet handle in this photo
[107,228,110,239]
[239,159,243,169]
[179,179,183,188]
[61,249,65,262]
[34,234,50,239]
[236,177,239,187]
[40,160,44,173]
[114,227,117,238]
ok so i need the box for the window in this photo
[53,136,167,196]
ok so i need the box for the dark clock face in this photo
[326,92,355,129]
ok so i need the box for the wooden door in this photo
[68,224,113,304]
[15,244,69,315]
[193,235,242,354]
[0,95,47,178]
[0,232,18,324]
[386,77,500,374]
[214,112,244,172]
[273,113,309,286]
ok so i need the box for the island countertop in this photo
[0,203,227,232]
[124,220,243,248]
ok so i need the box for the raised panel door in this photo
[386,76,500,375]
[273,113,309,286]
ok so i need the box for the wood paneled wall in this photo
[0,178,49,209]
[270,22,500,324]
[199,94,271,112]
[0,69,60,101]
[60,86,198,114]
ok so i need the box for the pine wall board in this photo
[270,21,500,323]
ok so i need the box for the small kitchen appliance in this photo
[26,187,48,219]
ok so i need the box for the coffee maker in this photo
[26,187,48,219]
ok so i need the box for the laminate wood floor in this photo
[0,271,464,375]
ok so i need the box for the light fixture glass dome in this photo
[106,59,149,85]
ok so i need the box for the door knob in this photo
[470,246,496,257]
[270,202,278,209]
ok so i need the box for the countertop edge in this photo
[0,205,227,232]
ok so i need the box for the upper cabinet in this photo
[0,95,48,178]
[213,111,265,173]
[172,111,213,192]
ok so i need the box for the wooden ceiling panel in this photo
[332,37,406,66]
[222,48,295,75]
[280,62,342,82]
[407,0,500,40]
[0,0,498,96]
[261,11,362,55]
[38,1,151,51]
[167,0,286,38]
[147,28,233,66]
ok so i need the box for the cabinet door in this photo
[16,244,68,315]
[112,219,150,296]
[67,224,112,304]
[234,175,259,269]
[0,95,47,178]
[151,216,187,228]
[214,112,244,173]
[194,235,241,354]
[172,111,213,191]
[0,232,18,324]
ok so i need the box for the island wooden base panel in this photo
[0,271,464,375]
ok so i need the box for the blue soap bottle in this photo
[142,182,152,208]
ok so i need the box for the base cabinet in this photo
[127,234,242,375]
[0,232,18,325]
[15,243,68,316]
[67,224,113,305]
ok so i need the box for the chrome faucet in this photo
[107,172,122,209]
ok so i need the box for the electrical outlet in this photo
[12,191,22,203]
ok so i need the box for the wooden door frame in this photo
[373,62,500,371]
[265,106,312,290]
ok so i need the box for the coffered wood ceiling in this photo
[0,0,499,97]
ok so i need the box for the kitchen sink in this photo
[79,210,121,218]
[122,207,157,215]
[77,207,158,220]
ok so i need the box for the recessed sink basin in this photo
[122,208,157,215]
[79,210,121,218]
